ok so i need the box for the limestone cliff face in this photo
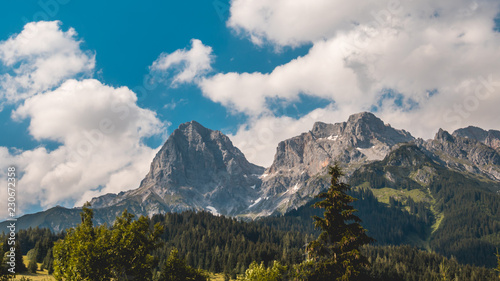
[247,112,415,217]
[416,128,500,180]
[91,121,264,216]
[453,126,500,152]
[7,112,500,231]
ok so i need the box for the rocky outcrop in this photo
[246,112,415,217]
[453,126,500,152]
[5,112,500,231]
[417,128,500,180]
[90,121,264,217]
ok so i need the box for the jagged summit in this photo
[453,126,500,151]
[91,121,264,216]
[421,127,500,180]
[5,113,500,230]
[453,126,489,141]
[435,128,454,142]
[253,112,416,217]
[346,111,379,123]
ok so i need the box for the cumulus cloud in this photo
[0,21,168,219]
[199,0,500,166]
[0,21,95,107]
[227,0,499,47]
[150,39,213,86]
[199,38,369,116]
[0,79,165,219]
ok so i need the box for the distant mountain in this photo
[90,120,265,217]
[2,112,500,236]
[260,143,500,267]
[245,112,415,218]
[453,126,500,152]
[416,128,500,181]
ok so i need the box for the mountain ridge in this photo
[2,111,500,231]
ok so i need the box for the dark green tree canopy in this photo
[159,248,209,281]
[306,164,375,280]
[53,203,163,281]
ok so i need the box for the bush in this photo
[242,261,287,281]
[27,259,38,273]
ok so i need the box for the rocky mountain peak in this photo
[254,112,416,217]
[6,113,500,230]
[92,121,265,216]
[453,126,500,151]
[342,112,414,147]
[311,121,339,138]
[453,126,488,141]
[435,128,454,142]
[346,111,380,124]
[422,127,500,180]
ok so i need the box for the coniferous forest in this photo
[1,165,499,280]
[1,210,499,280]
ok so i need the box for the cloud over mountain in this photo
[0,22,165,218]
[194,0,500,164]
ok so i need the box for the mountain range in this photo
[2,112,500,232]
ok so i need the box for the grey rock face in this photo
[244,112,415,218]
[91,121,264,218]
[417,128,500,180]
[6,112,500,231]
[453,126,500,152]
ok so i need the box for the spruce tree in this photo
[306,164,374,281]
[159,248,209,281]
[495,249,500,280]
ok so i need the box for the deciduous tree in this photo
[53,203,162,281]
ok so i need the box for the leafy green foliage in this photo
[0,242,14,280]
[53,203,113,281]
[4,207,499,280]
[108,211,163,279]
[53,203,162,281]
[159,248,209,281]
[27,258,37,273]
[306,164,374,280]
[1,243,27,273]
[241,261,287,281]
[41,248,54,274]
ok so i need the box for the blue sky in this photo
[1,0,499,217]
[0,0,311,150]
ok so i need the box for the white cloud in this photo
[150,39,213,86]
[228,0,378,46]
[199,38,369,116]
[200,0,500,164]
[0,21,95,106]
[227,0,499,47]
[0,79,165,218]
[0,21,168,219]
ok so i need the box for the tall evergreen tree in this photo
[496,249,500,280]
[306,164,374,281]
[159,248,209,281]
